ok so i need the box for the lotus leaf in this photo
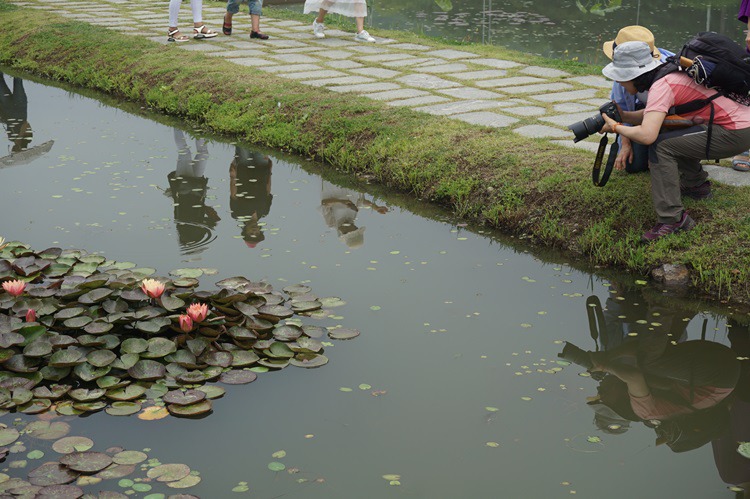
[106,384,147,401]
[166,474,201,489]
[296,337,323,353]
[49,348,86,367]
[28,462,79,486]
[202,366,223,381]
[272,324,303,342]
[10,387,32,405]
[100,335,121,350]
[128,360,166,381]
[282,284,312,296]
[105,401,142,416]
[186,338,209,357]
[258,305,293,320]
[32,384,70,400]
[163,390,206,406]
[121,338,148,354]
[83,321,113,335]
[17,325,47,346]
[95,463,136,480]
[219,370,257,385]
[26,421,71,440]
[257,358,290,369]
[19,399,51,414]
[268,462,286,472]
[167,400,212,418]
[234,302,258,319]
[172,278,199,288]
[253,339,273,351]
[196,385,225,399]
[23,340,53,358]
[86,350,116,368]
[40,366,71,382]
[52,436,94,454]
[215,276,252,290]
[79,255,106,265]
[54,401,83,416]
[319,297,346,308]
[243,316,273,332]
[291,301,322,313]
[0,350,12,364]
[290,353,329,368]
[0,332,24,348]
[227,326,256,342]
[77,288,113,304]
[142,338,177,359]
[112,450,148,465]
[144,382,169,400]
[166,363,188,377]
[119,289,146,302]
[0,428,19,446]
[102,299,128,314]
[328,328,360,340]
[72,363,110,383]
[48,335,77,348]
[199,351,232,368]
[4,354,40,373]
[63,316,92,329]
[147,463,192,482]
[266,342,294,359]
[53,308,86,321]
[96,376,128,390]
[72,401,107,412]
[77,334,104,347]
[175,370,205,384]
[301,325,326,339]
[170,268,204,279]
[165,350,198,368]
[159,295,185,312]
[60,451,113,473]
[137,406,169,421]
[0,374,38,389]
[69,388,105,402]
[111,354,139,370]
[135,318,171,334]
[230,350,259,367]
[38,248,63,259]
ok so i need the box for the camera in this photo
[568,101,622,143]
[557,342,594,370]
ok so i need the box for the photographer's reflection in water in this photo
[563,285,741,453]
[0,72,32,153]
[319,180,388,249]
[228,145,273,249]
[165,128,220,255]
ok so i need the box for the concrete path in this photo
[16,0,750,187]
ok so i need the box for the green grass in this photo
[2,0,750,305]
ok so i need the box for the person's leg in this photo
[316,8,327,24]
[174,129,193,178]
[313,8,327,38]
[248,0,268,38]
[224,0,240,35]
[625,142,649,173]
[192,138,208,178]
[168,0,188,40]
[355,16,364,33]
[191,0,217,37]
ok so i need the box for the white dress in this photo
[303,0,367,18]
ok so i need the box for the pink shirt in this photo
[629,385,734,420]
[645,72,750,130]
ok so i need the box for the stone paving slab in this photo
[413,100,508,116]
[387,95,451,107]
[387,43,432,51]
[380,57,442,68]
[503,106,547,117]
[520,66,570,78]
[515,125,574,139]
[367,89,432,101]
[703,164,750,187]
[350,67,401,79]
[437,87,503,100]
[204,50,267,58]
[419,63,469,74]
[475,76,545,88]
[452,70,508,80]
[314,50,356,60]
[553,103,599,113]
[301,76,376,87]
[278,69,347,80]
[328,82,402,93]
[451,111,518,128]
[423,49,480,60]
[502,83,574,95]
[470,58,522,69]
[357,53,415,63]
[261,63,320,73]
[396,74,460,90]
[325,60,364,69]
[270,54,321,64]
[539,111,598,128]
[233,58,278,68]
[530,89,601,102]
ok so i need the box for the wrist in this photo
[612,122,622,134]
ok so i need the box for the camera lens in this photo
[568,114,605,143]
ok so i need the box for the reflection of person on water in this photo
[165,128,219,255]
[228,145,273,248]
[319,180,388,249]
[0,72,32,153]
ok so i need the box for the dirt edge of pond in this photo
[2,2,750,308]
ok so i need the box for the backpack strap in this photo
[668,92,722,159]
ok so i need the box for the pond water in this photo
[2,69,750,498]
[278,0,746,64]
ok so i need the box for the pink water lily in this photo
[2,280,25,297]
[179,314,194,333]
[140,278,165,299]
[187,302,208,323]
[25,309,36,323]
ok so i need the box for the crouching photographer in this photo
[598,41,750,242]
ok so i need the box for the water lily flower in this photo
[2,280,26,297]
[140,278,165,299]
[179,314,194,333]
[25,309,36,323]
[187,302,208,323]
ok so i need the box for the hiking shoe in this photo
[681,180,712,200]
[641,211,696,243]
[312,20,325,39]
[354,29,376,42]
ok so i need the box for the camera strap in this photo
[592,133,619,187]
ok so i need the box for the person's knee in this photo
[248,0,262,16]
[226,0,240,14]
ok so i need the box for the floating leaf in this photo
[147,463,191,482]
[138,406,169,421]
[105,401,142,416]
[112,450,148,465]
[268,462,286,472]
[328,328,360,340]
[128,360,166,381]
[52,436,94,454]
[218,370,257,385]
[28,462,80,486]
[26,421,71,440]
[272,450,286,459]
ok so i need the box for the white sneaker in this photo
[312,19,325,39]
[354,29,376,42]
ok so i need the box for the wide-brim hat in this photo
[603,25,661,61]
[602,41,662,82]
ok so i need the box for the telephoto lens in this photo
[557,342,594,370]
[568,114,606,143]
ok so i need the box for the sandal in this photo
[193,25,218,39]
[732,152,750,172]
[167,29,190,42]
[222,14,232,35]
[250,31,269,40]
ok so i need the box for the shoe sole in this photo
[640,217,696,243]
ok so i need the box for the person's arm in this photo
[601,110,665,145]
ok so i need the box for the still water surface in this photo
[1,70,749,498]
[280,0,746,64]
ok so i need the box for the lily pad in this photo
[147,463,191,482]
[328,328,360,340]
[105,384,147,401]
[52,436,95,454]
[273,324,303,342]
[141,338,177,359]
[73,363,111,382]
[60,452,114,473]
[26,421,71,440]
[290,353,329,368]
[219,370,258,385]
[163,390,206,406]
[0,428,19,446]
[28,462,79,486]
[36,484,84,498]
[112,450,148,465]
[86,350,117,368]
[95,463,136,480]
[49,348,86,367]
[167,400,212,417]
[105,401,142,416]
[128,360,166,381]
[196,385,225,399]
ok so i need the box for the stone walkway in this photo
[15,0,750,187]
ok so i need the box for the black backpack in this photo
[652,32,750,159]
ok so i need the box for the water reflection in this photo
[165,128,220,255]
[0,72,53,167]
[561,283,750,483]
[229,145,273,248]
[319,180,388,248]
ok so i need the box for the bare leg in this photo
[251,14,260,32]
[224,12,233,27]
[316,9,327,24]
[355,16,364,32]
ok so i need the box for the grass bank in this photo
[1,1,750,306]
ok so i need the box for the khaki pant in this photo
[648,125,750,223]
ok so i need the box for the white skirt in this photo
[303,0,367,18]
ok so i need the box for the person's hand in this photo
[614,138,633,171]
[588,351,609,372]
[375,205,388,214]
[600,112,619,134]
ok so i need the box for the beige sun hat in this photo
[603,25,661,61]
